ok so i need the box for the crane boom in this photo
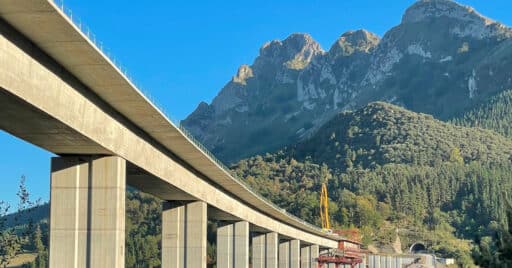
[318,183,365,268]
[320,183,331,230]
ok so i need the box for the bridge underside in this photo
[0,87,250,223]
[0,1,341,267]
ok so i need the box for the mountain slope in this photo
[288,102,512,170]
[452,89,512,138]
[183,0,512,163]
[231,102,512,264]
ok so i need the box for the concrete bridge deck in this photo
[0,1,342,267]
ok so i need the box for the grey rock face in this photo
[182,0,512,163]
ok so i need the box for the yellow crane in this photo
[320,182,331,231]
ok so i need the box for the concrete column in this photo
[279,240,300,268]
[217,223,234,268]
[301,246,311,268]
[266,232,279,268]
[252,234,266,268]
[290,240,300,268]
[217,221,249,268]
[375,255,381,268]
[161,201,207,268]
[234,221,250,268]
[162,202,185,268]
[279,241,290,268]
[311,245,319,268]
[380,255,386,268]
[49,156,126,268]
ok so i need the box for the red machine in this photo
[318,184,365,267]
[317,238,365,268]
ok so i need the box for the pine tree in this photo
[473,192,512,266]
[32,224,44,253]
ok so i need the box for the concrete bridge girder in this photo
[0,0,342,267]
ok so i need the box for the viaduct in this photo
[0,1,344,267]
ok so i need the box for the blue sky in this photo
[1,0,511,208]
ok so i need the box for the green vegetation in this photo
[1,186,219,268]
[3,102,512,267]
[232,154,511,265]
[289,102,512,170]
[472,192,512,266]
[125,190,161,268]
[452,89,512,139]
[0,177,47,268]
[230,102,512,266]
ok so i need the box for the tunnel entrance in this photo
[409,242,427,253]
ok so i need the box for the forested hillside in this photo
[452,89,512,138]
[287,102,512,170]
[0,187,219,268]
[472,192,512,267]
[231,102,512,266]
[3,102,512,267]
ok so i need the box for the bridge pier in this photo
[49,156,126,268]
[279,240,290,268]
[216,221,249,268]
[266,232,279,268]
[161,200,207,268]
[290,240,300,268]
[301,245,320,268]
[301,246,311,268]
[252,232,279,268]
[279,239,300,268]
[252,233,266,268]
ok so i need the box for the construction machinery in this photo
[317,183,365,268]
[320,182,331,232]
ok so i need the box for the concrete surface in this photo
[311,245,319,268]
[217,221,250,268]
[252,234,266,268]
[0,0,340,246]
[289,240,300,268]
[266,233,279,268]
[217,223,234,268]
[234,221,250,268]
[279,241,289,268]
[49,156,125,268]
[300,246,311,268]
[0,11,337,248]
[161,201,207,268]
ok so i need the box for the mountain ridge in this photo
[182,0,512,163]
[285,101,512,170]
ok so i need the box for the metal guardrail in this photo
[177,125,323,232]
[50,0,324,234]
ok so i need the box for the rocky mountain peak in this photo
[232,64,253,85]
[329,29,380,57]
[183,0,512,163]
[402,0,492,24]
[258,33,324,70]
[398,0,511,40]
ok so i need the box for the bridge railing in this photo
[177,125,323,232]
[50,0,323,234]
